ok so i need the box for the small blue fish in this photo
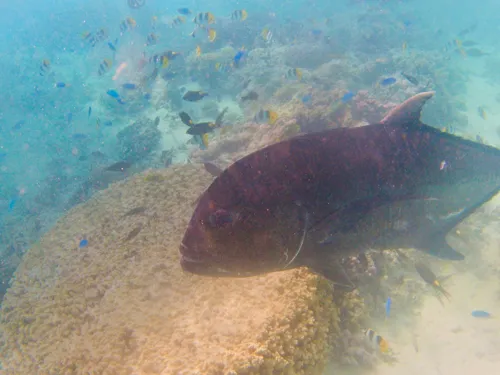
[106,89,120,98]
[8,198,16,212]
[144,93,151,100]
[342,91,355,103]
[301,94,312,104]
[88,106,92,119]
[67,112,73,124]
[177,8,192,15]
[108,39,118,52]
[0,152,7,159]
[471,310,491,318]
[55,82,68,88]
[104,120,113,127]
[234,50,246,66]
[380,77,397,86]
[79,239,88,248]
[122,83,137,90]
[72,133,88,140]
[12,120,25,130]
[311,29,323,36]
[385,297,392,318]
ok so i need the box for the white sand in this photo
[455,52,500,148]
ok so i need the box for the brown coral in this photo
[0,166,341,375]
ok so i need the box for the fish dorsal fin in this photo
[381,91,435,127]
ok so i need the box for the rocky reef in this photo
[0,165,367,375]
[117,116,162,164]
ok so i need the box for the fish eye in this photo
[208,209,236,229]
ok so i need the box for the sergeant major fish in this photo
[193,12,215,25]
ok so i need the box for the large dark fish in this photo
[186,122,216,135]
[179,92,500,287]
[105,161,132,172]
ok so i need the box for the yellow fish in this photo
[261,27,272,42]
[146,33,158,46]
[120,17,136,33]
[208,28,217,42]
[478,106,487,120]
[196,45,201,57]
[39,59,50,76]
[98,58,113,76]
[193,12,215,25]
[171,16,185,27]
[365,329,389,353]
[161,57,169,68]
[254,109,278,125]
[285,68,302,80]
[402,41,407,52]
[149,54,169,68]
[215,62,233,73]
[231,9,248,21]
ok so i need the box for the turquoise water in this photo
[1,0,500,373]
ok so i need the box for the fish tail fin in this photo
[433,281,451,300]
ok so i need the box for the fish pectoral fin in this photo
[283,206,309,269]
[303,256,356,290]
[419,236,464,260]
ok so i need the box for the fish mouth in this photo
[179,242,252,277]
[179,242,229,276]
[180,253,234,276]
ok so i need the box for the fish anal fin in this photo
[419,236,464,260]
[381,91,435,127]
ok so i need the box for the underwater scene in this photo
[1,0,500,373]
